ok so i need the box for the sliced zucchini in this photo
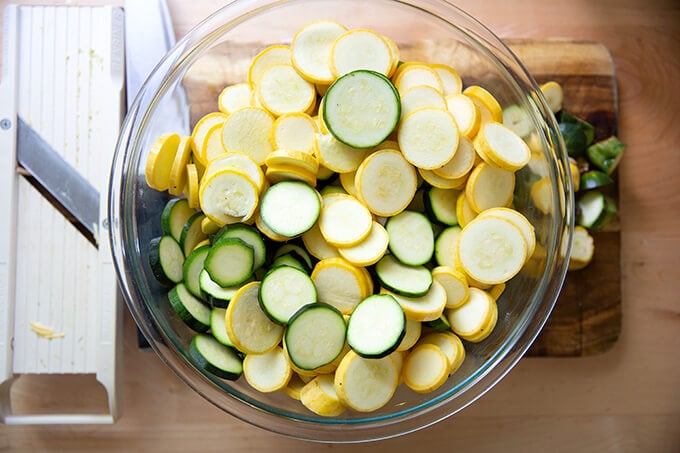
[204,237,254,287]
[375,255,433,298]
[424,314,451,333]
[259,265,317,324]
[179,212,208,257]
[270,253,308,273]
[424,187,459,226]
[213,224,267,271]
[182,245,211,299]
[284,302,347,371]
[259,181,321,238]
[434,226,462,268]
[323,69,401,148]
[502,104,533,138]
[385,210,434,266]
[273,243,313,271]
[209,307,235,348]
[580,170,614,190]
[168,283,211,332]
[559,111,595,156]
[347,294,405,358]
[577,190,617,230]
[148,236,185,287]
[199,269,243,308]
[189,333,243,380]
[586,136,626,175]
[161,198,195,243]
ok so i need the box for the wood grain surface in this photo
[1,0,679,452]
[509,40,622,356]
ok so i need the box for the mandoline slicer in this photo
[0,5,125,424]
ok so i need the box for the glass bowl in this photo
[109,0,573,443]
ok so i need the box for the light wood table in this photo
[1,0,679,451]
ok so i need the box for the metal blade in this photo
[16,116,99,241]
[125,0,189,134]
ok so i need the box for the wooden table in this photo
[1,0,679,451]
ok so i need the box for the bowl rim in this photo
[108,0,574,443]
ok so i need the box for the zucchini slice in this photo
[259,265,317,324]
[424,187,460,226]
[179,212,208,257]
[586,136,626,175]
[323,69,401,148]
[168,283,211,332]
[385,210,434,266]
[375,255,433,298]
[210,307,235,348]
[434,226,462,268]
[204,237,254,287]
[213,224,267,271]
[148,236,185,287]
[199,269,244,308]
[161,198,195,243]
[577,190,617,230]
[259,181,321,238]
[580,170,614,191]
[189,333,243,380]
[284,303,347,371]
[347,294,405,358]
[182,245,211,299]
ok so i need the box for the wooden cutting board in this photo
[507,40,621,357]
[182,39,621,358]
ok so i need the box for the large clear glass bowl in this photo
[109,0,573,442]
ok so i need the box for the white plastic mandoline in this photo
[0,5,125,424]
